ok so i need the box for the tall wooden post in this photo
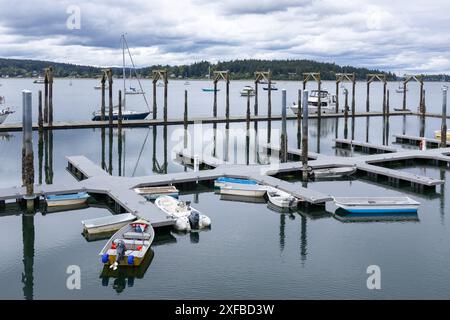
[419,80,424,114]
[48,67,53,125]
[152,80,157,119]
[254,81,259,116]
[335,81,340,113]
[118,90,122,128]
[366,80,370,112]
[38,90,43,132]
[280,89,287,163]
[422,89,426,115]
[344,89,349,120]
[382,80,387,114]
[44,73,48,124]
[213,81,218,117]
[22,90,35,212]
[226,76,230,119]
[351,74,356,115]
[246,93,251,165]
[164,74,168,123]
[441,86,448,148]
[107,69,113,126]
[317,79,322,117]
[297,89,302,149]
[386,90,390,116]
[403,80,407,110]
[184,90,188,149]
[101,73,106,121]
[302,90,309,181]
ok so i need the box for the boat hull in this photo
[220,184,267,198]
[336,206,419,214]
[92,112,150,121]
[46,198,88,207]
[82,213,136,235]
[0,113,7,125]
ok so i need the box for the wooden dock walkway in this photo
[334,138,398,153]
[0,110,412,133]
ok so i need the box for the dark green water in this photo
[1,80,449,299]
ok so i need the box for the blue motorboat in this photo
[45,192,90,207]
[214,177,258,188]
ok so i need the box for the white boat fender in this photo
[175,216,191,231]
[199,215,211,228]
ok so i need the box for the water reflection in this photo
[22,214,35,300]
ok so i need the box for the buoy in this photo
[420,139,427,151]
[127,255,135,265]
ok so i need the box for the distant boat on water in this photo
[202,88,220,92]
[33,76,45,84]
[0,96,15,125]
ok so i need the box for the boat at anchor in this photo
[334,197,420,214]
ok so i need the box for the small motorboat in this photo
[0,107,14,125]
[33,76,45,84]
[214,177,258,189]
[82,213,137,235]
[266,187,299,209]
[99,219,154,270]
[263,84,278,91]
[334,209,419,223]
[290,90,341,114]
[125,86,145,95]
[434,129,450,140]
[45,192,90,207]
[134,185,179,200]
[310,166,357,180]
[202,88,220,92]
[334,197,420,214]
[396,83,408,93]
[240,86,255,96]
[154,196,211,231]
[92,109,150,121]
[219,182,267,198]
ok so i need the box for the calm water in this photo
[0,79,449,299]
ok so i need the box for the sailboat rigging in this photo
[92,34,151,121]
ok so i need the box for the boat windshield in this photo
[310,90,328,98]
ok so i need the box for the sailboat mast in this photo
[122,34,126,110]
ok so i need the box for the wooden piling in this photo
[226,76,230,120]
[44,74,48,124]
[366,80,370,112]
[254,80,259,116]
[351,74,356,115]
[107,69,113,126]
[335,80,340,113]
[441,87,447,148]
[403,80,407,110]
[38,90,43,132]
[118,90,122,128]
[22,90,35,212]
[48,67,53,126]
[152,80,157,119]
[383,80,387,114]
[280,89,287,163]
[317,79,322,119]
[213,81,218,117]
[101,73,106,121]
[184,90,188,149]
[386,89,390,116]
[164,76,168,123]
[246,93,251,165]
[267,73,272,143]
[421,89,426,115]
[302,90,309,181]
[297,89,302,149]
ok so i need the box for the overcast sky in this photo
[0,0,449,74]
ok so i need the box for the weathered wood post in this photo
[383,79,387,114]
[101,73,106,120]
[254,80,259,116]
[164,72,168,123]
[344,88,349,139]
[38,90,43,132]
[317,78,322,117]
[184,90,188,149]
[422,89,426,116]
[108,125,113,175]
[213,80,218,117]
[267,72,272,143]
[351,73,356,115]
[403,80,407,110]
[441,86,447,148]
[335,80,340,113]
[302,90,309,181]
[366,78,370,112]
[297,89,302,149]
[386,89,390,116]
[107,68,113,126]
[152,78,157,119]
[246,92,251,165]
[280,89,288,163]
[48,67,53,126]
[118,90,123,129]
[226,73,230,120]
[22,90,35,212]
[419,78,424,114]
[44,72,49,123]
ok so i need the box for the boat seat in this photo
[123,232,152,240]
[112,239,150,250]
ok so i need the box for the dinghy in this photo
[99,219,154,270]
[334,197,420,214]
[82,213,136,235]
[310,166,356,180]
[45,192,89,207]
[266,187,299,209]
[219,182,267,198]
[154,196,211,231]
[134,185,179,200]
[214,177,258,189]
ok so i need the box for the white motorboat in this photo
[334,197,420,214]
[219,182,267,198]
[125,86,145,95]
[214,177,258,189]
[82,213,137,235]
[290,89,342,114]
[134,185,179,200]
[154,196,211,231]
[266,187,299,209]
[310,166,357,180]
[99,219,154,270]
[45,192,90,207]
[0,96,14,125]
[33,76,45,84]
[240,86,255,96]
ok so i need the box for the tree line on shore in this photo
[0,57,446,81]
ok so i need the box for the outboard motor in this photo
[116,240,126,264]
[188,210,200,230]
